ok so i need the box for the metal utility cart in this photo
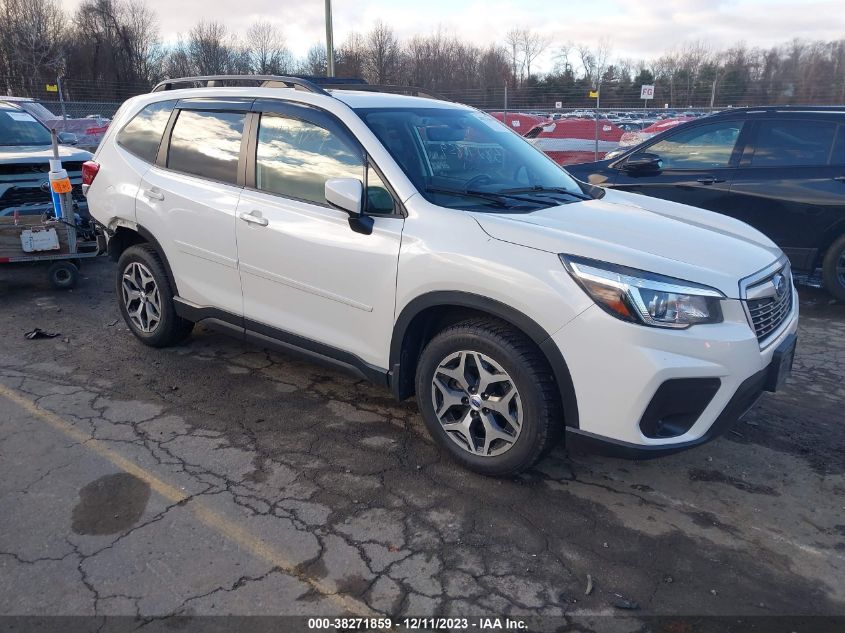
[0,216,101,288]
[0,131,102,289]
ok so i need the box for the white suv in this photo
[83,76,798,476]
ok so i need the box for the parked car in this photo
[84,76,798,475]
[606,116,696,158]
[0,96,110,151]
[0,100,91,219]
[524,118,624,165]
[487,111,547,133]
[566,106,845,301]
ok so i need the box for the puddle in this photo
[71,472,151,535]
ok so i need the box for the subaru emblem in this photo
[772,273,786,298]
[39,181,51,193]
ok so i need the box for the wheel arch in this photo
[389,291,579,428]
[818,221,845,266]
[108,225,180,296]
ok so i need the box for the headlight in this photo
[561,255,724,329]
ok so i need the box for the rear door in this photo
[612,118,747,211]
[136,99,251,316]
[234,100,404,370]
[728,117,845,271]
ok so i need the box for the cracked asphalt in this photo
[1,258,844,627]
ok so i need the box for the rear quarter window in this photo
[117,100,176,163]
[750,119,836,167]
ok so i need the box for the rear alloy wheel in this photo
[121,262,162,333]
[116,244,194,347]
[416,318,562,476]
[822,234,845,303]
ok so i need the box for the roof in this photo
[710,105,845,116]
[330,89,467,110]
[0,100,25,110]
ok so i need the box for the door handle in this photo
[696,176,725,185]
[145,188,164,201]
[239,211,269,227]
[834,175,845,182]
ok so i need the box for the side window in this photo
[167,109,245,185]
[366,166,395,214]
[256,113,363,205]
[751,120,836,167]
[647,121,743,169]
[831,126,845,166]
[116,100,176,162]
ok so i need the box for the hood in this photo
[0,144,93,165]
[471,188,782,298]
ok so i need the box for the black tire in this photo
[415,317,563,476]
[116,244,194,347]
[822,234,845,302]
[47,261,79,289]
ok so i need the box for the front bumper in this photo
[553,290,799,456]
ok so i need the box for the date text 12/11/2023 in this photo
[306,617,528,630]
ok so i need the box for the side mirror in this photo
[622,152,662,174]
[325,177,373,235]
[57,132,78,146]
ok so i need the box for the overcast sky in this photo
[61,0,845,72]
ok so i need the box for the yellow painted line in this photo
[0,383,376,618]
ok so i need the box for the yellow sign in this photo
[45,84,58,92]
[589,90,599,98]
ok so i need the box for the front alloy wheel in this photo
[121,262,162,333]
[416,318,562,476]
[431,350,523,457]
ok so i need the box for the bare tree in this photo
[364,21,401,84]
[578,38,612,88]
[124,0,164,82]
[246,20,291,74]
[299,44,327,76]
[504,28,523,84]
[520,29,549,79]
[188,20,232,75]
[336,32,366,79]
[653,48,682,106]
[553,41,573,75]
[0,0,66,94]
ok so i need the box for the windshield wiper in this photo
[499,186,593,201]
[425,186,550,209]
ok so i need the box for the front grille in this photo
[745,268,793,342]
[0,161,83,176]
[0,183,85,210]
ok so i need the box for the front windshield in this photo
[355,107,591,212]
[0,108,52,146]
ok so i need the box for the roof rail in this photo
[150,75,447,102]
[151,75,330,95]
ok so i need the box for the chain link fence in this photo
[4,78,842,164]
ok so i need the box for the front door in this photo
[612,118,746,212]
[235,102,404,370]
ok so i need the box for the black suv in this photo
[566,107,845,300]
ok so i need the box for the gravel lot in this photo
[1,258,844,628]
